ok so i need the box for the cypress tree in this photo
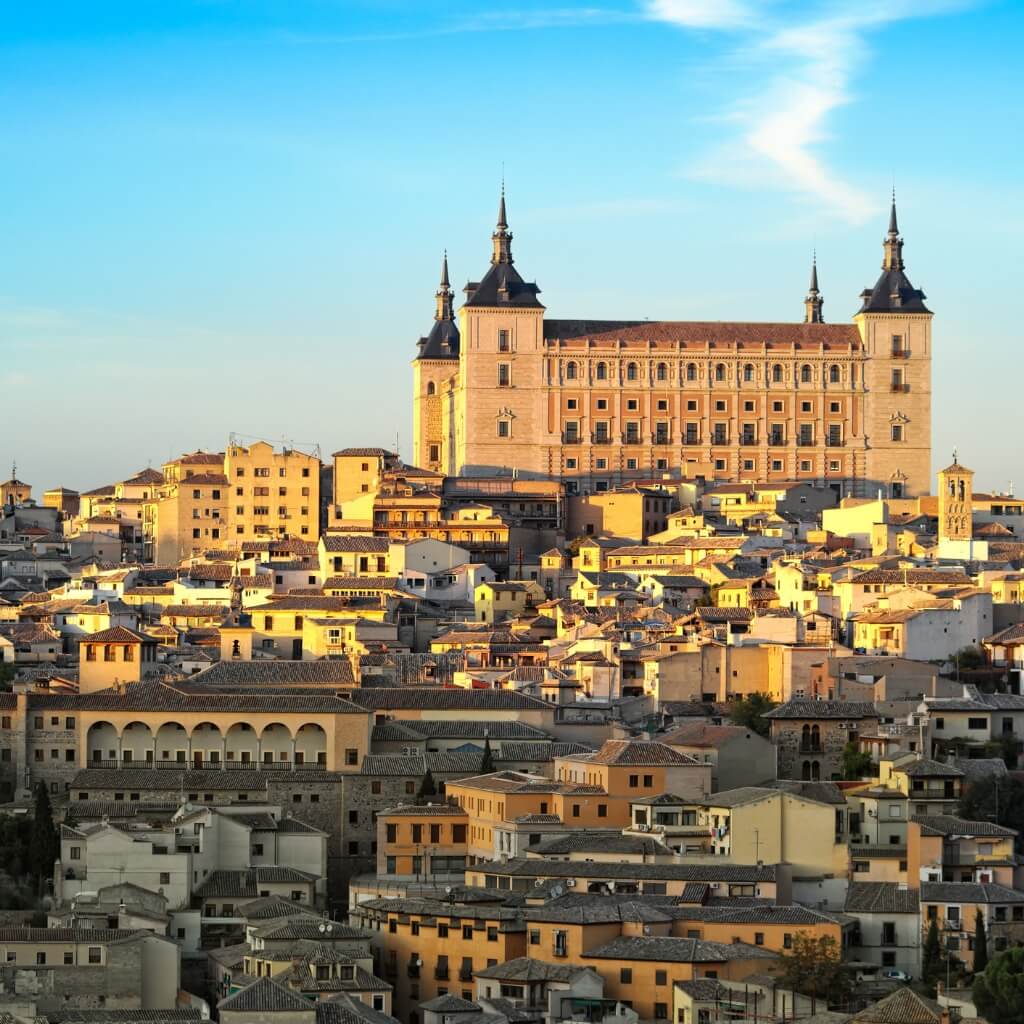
[974,909,989,975]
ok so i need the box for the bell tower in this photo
[938,453,973,544]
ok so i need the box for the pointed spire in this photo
[497,181,508,231]
[435,249,454,322]
[491,183,513,265]
[882,191,905,272]
[804,251,824,324]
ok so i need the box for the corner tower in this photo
[856,195,933,497]
[412,252,460,472]
[454,189,546,477]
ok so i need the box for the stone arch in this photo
[294,723,327,767]
[260,723,294,766]
[565,361,577,380]
[225,722,259,766]
[801,364,813,383]
[154,722,189,765]
[626,362,639,381]
[595,361,607,380]
[743,363,754,382]
[656,362,668,381]
[829,364,841,383]
[119,721,154,764]
[772,363,784,383]
[87,721,121,765]
[714,363,726,382]
[191,722,224,767]
[685,362,697,382]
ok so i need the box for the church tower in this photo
[412,252,460,472]
[938,454,974,544]
[856,194,933,498]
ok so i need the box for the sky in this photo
[1,0,1022,493]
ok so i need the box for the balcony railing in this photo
[87,759,328,773]
[652,434,671,446]
[434,966,449,981]
[740,436,758,446]
[407,963,420,979]
[459,967,474,981]
[562,434,581,445]
[891,383,910,393]
[711,435,729,446]
[799,743,824,754]
[591,433,612,445]
[797,437,815,447]
[622,434,643,445]
[683,435,700,446]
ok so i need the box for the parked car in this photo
[880,968,912,983]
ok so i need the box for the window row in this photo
[560,361,855,384]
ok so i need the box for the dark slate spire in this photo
[491,184,513,265]
[416,251,460,361]
[858,193,930,314]
[882,190,904,272]
[804,252,824,324]
[435,250,454,322]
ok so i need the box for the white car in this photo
[880,969,912,983]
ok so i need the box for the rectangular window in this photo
[497,363,510,387]
[891,424,903,442]
[498,329,510,352]
[497,420,510,438]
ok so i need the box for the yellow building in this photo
[143,451,228,564]
[225,440,321,542]
[78,626,161,693]
[413,195,932,498]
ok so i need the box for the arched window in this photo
[686,363,697,382]
[772,364,783,383]
[426,381,436,396]
[743,363,754,382]
[626,362,638,381]
[801,364,812,383]
[802,761,811,781]
[596,361,607,380]
[566,361,577,380]
[715,363,726,382]
[656,362,668,381]
[829,364,840,383]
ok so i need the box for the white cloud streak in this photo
[646,0,969,223]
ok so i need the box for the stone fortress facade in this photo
[413,192,932,498]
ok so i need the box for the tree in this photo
[959,774,1024,834]
[417,769,437,800]
[973,910,989,975]
[776,934,851,1006]
[922,919,943,996]
[0,662,15,692]
[480,736,495,774]
[31,783,59,888]
[727,693,777,738]
[974,947,1024,1024]
[952,646,985,671]
[840,741,874,780]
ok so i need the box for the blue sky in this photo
[1,1,1021,493]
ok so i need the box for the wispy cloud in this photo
[281,6,637,45]
[646,0,969,222]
